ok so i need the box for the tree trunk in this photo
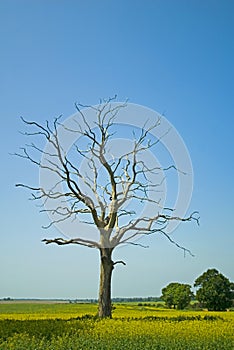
[98,248,114,318]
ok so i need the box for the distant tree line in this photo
[112,297,162,303]
[69,297,161,304]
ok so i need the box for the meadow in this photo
[0,302,233,349]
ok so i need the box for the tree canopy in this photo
[194,268,234,311]
[161,282,193,309]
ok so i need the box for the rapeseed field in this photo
[0,303,233,349]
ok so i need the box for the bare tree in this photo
[16,97,198,318]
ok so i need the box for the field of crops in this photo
[0,302,234,349]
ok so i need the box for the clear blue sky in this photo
[1,0,234,299]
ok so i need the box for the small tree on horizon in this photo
[15,98,198,318]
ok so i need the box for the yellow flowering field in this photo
[0,303,233,349]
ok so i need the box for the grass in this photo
[0,302,233,349]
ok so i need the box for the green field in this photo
[0,302,233,349]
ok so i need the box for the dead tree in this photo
[16,97,199,318]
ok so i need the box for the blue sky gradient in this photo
[1,0,234,299]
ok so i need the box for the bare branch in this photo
[42,237,100,249]
[113,260,126,266]
[120,241,149,248]
[159,230,195,257]
[114,212,199,246]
